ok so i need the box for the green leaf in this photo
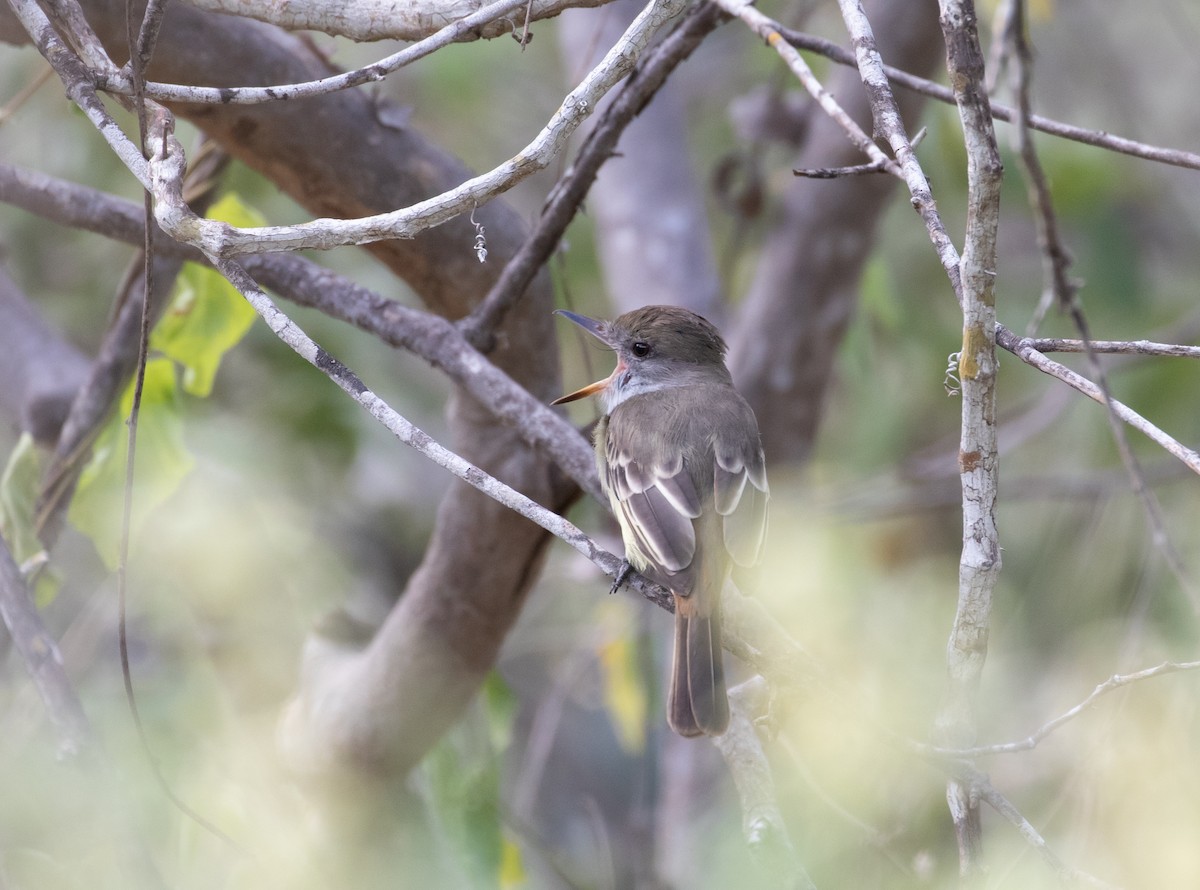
[597,601,648,754]
[481,669,518,751]
[599,635,648,754]
[0,433,59,604]
[0,432,44,565]
[421,674,519,887]
[424,734,503,887]
[69,358,195,568]
[150,193,261,397]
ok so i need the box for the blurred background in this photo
[1,0,1199,888]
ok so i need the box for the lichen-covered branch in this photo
[177,0,609,43]
[933,0,1004,874]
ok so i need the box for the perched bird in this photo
[553,306,769,737]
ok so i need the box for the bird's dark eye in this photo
[631,341,651,358]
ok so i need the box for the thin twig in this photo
[997,326,1200,476]
[114,15,241,851]
[1020,337,1200,357]
[927,660,1200,757]
[6,0,150,186]
[998,0,1077,336]
[833,0,963,298]
[792,159,887,178]
[972,776,1125,889]
[100,0,537,105]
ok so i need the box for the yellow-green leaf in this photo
[598,632,647,754]
[0,433,43,565]
[482,669,518,751]
[150,193,261,397]
[0,433,59,604]
[498,833,526,889]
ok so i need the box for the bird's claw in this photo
[609,560,633,595]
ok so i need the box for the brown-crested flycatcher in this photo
[552,306,769,737]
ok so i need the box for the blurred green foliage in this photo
[0,3,1199,889]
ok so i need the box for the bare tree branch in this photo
[100,0,553,104]
[932,0,1004,874]
[996,0,1077,335]
[713,678,814,890]
[997,326,1200,476]
[1019,337,1200,358]
[0,532,92,754]
[971,773,1125,889]
[928,660,1200,758]
[6,0,148,182]
[996,0,1198,614]
[177,0,609,43]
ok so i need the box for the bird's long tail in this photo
[667,605,729,737]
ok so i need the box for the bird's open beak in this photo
[551,377,611,405]
[551,310,617,405]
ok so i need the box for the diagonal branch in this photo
[997,326,1200,476]
[6,0,149,184]
[0,160,607,502]
[713,677,814,890]
[971,773,1124,889]
[458,0,727,349]
[178,0,609,43]
[929,660,1200,758]
[0,533,92,754]
[834,0,962,295]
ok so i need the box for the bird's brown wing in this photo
[713,404,770,567]
[603,425,702,576]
